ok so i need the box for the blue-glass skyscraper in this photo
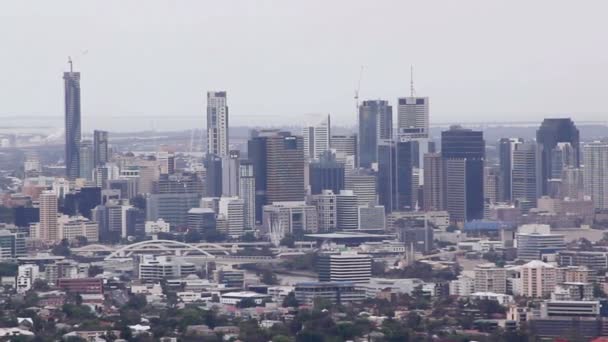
[64,59,81,180]
[358,100,392,168]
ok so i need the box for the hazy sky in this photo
[1,1,607,131]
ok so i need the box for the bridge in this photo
[71,240,280,264]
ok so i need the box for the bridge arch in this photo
[104,240,227,260]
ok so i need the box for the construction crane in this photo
[354,66,365,113]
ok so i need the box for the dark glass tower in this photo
[358,100,392,168]
[536,118,580,195]
[309,151,345,195]
[441,126,485,223]
[93,130,109,166]
[498,138,523,202]
[204,154,223,197]
[64,59,81,180]
[377,139,415,213]
[248,130,304,223]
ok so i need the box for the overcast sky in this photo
[1,1,607,130]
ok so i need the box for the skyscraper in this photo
[377,139,415,213]
[358,100,392,168]
[330,134,357,168]
[309,151,345,195]
[397,93,430,168]
[397,97,429,136]
[536,119,580,195]
[79,140,94,181]
[511,142,542,210]
[583,142,608,210]
[302,114,331,160]
[345,169,377,207]
[222,150,240,196]
[238,161,256,230]
[204,154,223,197]
[64,59,81,180]
[93,130,109,166]
[248,130,305,222]
[206,91,229,157]
[498,137,524,202]
[442,126,485,223]
[422,153,444,211]
[38,191,59,242]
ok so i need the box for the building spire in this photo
[410,65,415,97]
[68,56,73,72]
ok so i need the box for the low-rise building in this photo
[220,291,271,306]
[145,219,170,234]
[138,255,196,281]
[294,282,366,305]
[56,278,103,294]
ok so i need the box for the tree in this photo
[32,279,50,291]
[184,229,202,243]
[74,235,88,246]
[126,294,147,310]
[51,239,71,256]
[280,234,295,248]
[88,265,103,277]
[261,269,278,285]
[203,230,227,243]
[296,330,324,342]
[372,260,386,276]
[282,291,299,308]
[241,232,257,242]
[237,298,257,308]
[312,297,332,311]
[130,195,146,211]
[0,262,17,277]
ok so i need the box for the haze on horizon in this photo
[1,0,607,131]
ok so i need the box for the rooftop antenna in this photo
[68,56,73,72]
[410,65,415,97]
[354,65,365,110]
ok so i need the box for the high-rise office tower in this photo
[302,114,331,160]
[218,197,245,238]
[38,191,59,242]
[536,118,580,195]
[206,91,229,157]
[317,252,372,283]
[79,140,94,181]
[397,87,430,168]
[93,130,109,166]
[238,161,256,230]
[483,166,500,205]
[561,167,584,200]
[377,139,415,213]
[442,126,485,223]
[64,59,81,180]
[511,142,542,210]
[345,169,377,207]
[330,134,357,168]
[309,190,337,232]
[422,153,444,211]
[336,190,359,230]
[204,154,223,197]
[583,142,608,209]
[222,150,240,197]
[358,100,392,168]
[377,140,396,212]
[248,130,305,223]
[550,142,576,179]
[309,151,345,195]
[397,96,429,137]
[498,138,524,202]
